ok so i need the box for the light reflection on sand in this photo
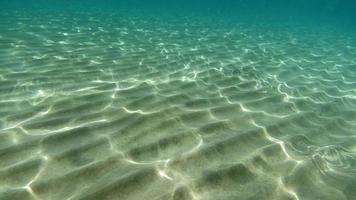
[0,10,356,200]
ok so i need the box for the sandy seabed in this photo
[1,11,356,200]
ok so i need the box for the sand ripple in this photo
[1,10,356,200]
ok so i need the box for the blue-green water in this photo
[1,1,356,200]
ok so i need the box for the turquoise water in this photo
[1,1,356,200]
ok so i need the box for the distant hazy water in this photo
[1,1,356,200]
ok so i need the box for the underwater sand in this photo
[1,11,356,200]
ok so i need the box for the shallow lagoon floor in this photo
[1,6,356,200]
